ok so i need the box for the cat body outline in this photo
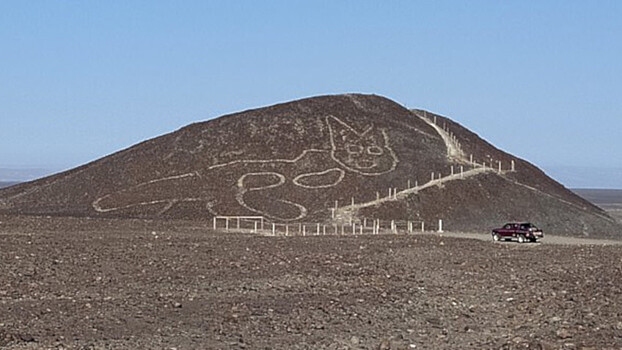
[92,115,398,220]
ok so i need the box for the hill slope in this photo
[0,94,618,236]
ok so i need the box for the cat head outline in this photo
[326,115,398,175]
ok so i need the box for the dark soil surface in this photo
[1,215,621,349]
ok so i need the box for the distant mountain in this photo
[0,182,19,189]
[0,168,56,182]
[0,94,619,237]
[573,189,622,209]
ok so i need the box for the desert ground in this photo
[1,215,622,350]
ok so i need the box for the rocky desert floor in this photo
[1,215,622,350]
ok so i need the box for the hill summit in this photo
[0,94,618,236]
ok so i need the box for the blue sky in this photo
[1,1,621,188]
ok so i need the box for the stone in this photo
[556,328,572,339]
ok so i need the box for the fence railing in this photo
[213,216,445,236]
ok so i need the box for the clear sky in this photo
[1,1,621,188]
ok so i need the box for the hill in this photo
[0,94,619,236]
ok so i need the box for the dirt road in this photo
[434,231,622,246]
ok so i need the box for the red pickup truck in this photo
[492,222,544,243]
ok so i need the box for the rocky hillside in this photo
[0,94,618,236]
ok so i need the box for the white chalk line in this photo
[92,115,400,218]
[326,115,398,175]
[293,168,345,189]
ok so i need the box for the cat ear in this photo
[326,115,368,144]
[365,127,388,146]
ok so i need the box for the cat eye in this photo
[346,144,363,154]
[367,146,383,155]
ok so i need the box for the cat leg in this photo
[235,172,308,221]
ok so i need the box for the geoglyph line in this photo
[92,115,399,219]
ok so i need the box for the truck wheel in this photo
[492,233,500,242]
[517,235,526,244]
